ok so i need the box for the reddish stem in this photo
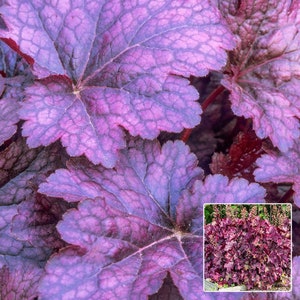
[181,128,192,143]
[181,85,226,142]
[201,85,225,111]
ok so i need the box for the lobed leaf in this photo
[219,0,300,152]
[210,131,264,181]
[254,140,300,207]
[0,142,71,297]
[0,0,235,166]
[39,139,267,299]
[0,256,43,300]
[0,40,31,146]
[39,140,204,299]
[0,138,66,205]
[11,192,70,254]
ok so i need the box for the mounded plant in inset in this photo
[204,204,292,291]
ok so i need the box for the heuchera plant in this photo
[0,0,299,299]
[205,212,291,290]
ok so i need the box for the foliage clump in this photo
[205,205,291,290]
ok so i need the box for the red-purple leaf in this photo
[0,256,43,300]
[11,192,70,253]
[0,138,65,205]
[219,0,300,152]
[210,131,264,181]
[205,212,291,290]
[0,192,69,265]
[248,256,299,300]
[0,0,235,167]
[254,141,300,207]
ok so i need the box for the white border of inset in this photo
[202,203,293,293]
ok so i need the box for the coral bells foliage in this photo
[0,0,299,299]
[205,211,291,290]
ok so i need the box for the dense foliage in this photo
[205,206,291,290]
[0,0,300,299]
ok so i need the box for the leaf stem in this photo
[181,85,226,142]
[201,85,225,111]
[181,128,193,143]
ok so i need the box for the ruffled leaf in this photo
[219,0,300,152]
[176,174,266,235]
[0,0,235,166]
[39,139,203,217]
[39,139,266,299]
[254,140,300,207]
[39,140,204,299]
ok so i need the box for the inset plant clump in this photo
[204,204,291,291]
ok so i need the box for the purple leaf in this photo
[0,154,70,297]
[0,205,25,257]
[19,75,202,167]
[0,0,235,79]
[0,203,48,261]
[39,140,205,299]
[0,138,41,205]
[39,139,267,299]
[177,175,265,234]
[0,88,20,146]
[40,196,204,300]
[11,192,70,253]
[0,40,18,76]
[254,141,300,207]
[219,0,300,152]
[39,139,203,215]
[0,192,69,264]
[0,0,235,167]
[0,39,29,76]
[197,175,266,203]
[0,256,43,300]
[0,138,66,205]
[0,41,31,146]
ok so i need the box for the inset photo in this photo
[203,204,292,292]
